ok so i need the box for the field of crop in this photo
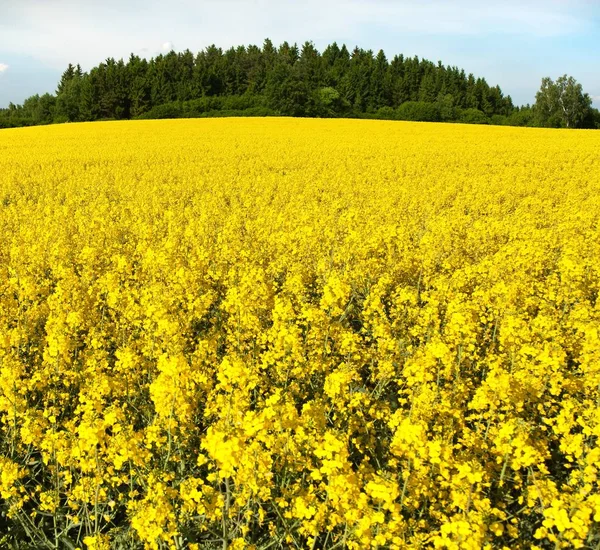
[0,118,599,549]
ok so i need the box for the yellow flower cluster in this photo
[0,118,599,549]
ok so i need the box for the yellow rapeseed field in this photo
[1,118,599,549]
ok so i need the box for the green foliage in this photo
[534,75,593,129]
[457,108,490,125]
[374,106,397,120]
[490,114,508,126]
[581,106,600,129]
[505,106,536,127]
[54,78,83,122]
[396,101,440,122]
[593,108,600,130]
[137,96,275,120]
[437,93,456,122]
[264,62,309,116]
[137,102,184,119]
[1,40,597,130]
[311,87,345,117]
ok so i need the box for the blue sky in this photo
[1,0,599,109]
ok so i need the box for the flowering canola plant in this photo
[0,118,599,549]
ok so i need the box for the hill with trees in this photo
[1,39,599,129]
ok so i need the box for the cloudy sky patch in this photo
[0,0,598,107]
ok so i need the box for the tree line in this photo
[1,39,598,129]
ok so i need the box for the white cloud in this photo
[0,63,9,73]
[0,0,597,106]
[0,0,594,70]
[332,0,590,37]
